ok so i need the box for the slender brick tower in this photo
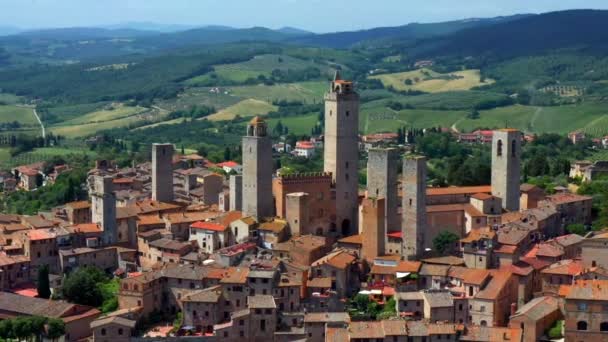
[152,143,174,202]
[91,175,117,246]
[367,148,399,233]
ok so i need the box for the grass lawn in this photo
[370,68,494,93]
[205,99,278,121]
[267,113,320,135]
[0,105,38,125]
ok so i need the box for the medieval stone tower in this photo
[367,148,399,233]
[491,129,521,212]
[91,175,117,246]
[242,116,273,220]
[361,197,386,262]
[324,71,360,236]
[402,155,427,260]
[152,143,174,202]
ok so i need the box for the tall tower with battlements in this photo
[367,148,399,233]
[91,175,117,246]
[324,71,360,236]
[242,116,273,220]
[402,155,427,260]
[491,129,521,212]
[152,143,174,202]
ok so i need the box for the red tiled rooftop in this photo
[191,221,227,232]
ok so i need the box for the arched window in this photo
[480,320,487,327]
[577,321,588,331]
[497,140,503,156]
[601,322,608,331]
[511,139,517,157]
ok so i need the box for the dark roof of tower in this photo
[249,116,265,125]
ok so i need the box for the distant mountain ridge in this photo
[289,14,533,48]
[406,9,608,59]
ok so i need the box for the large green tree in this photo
[433,231,460,255]
[62,266,107,307]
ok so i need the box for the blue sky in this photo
[2,0,608,32]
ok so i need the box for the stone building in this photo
[563,279,608,341]
[90,316,136,342]
[491,129,521,212]
[151,143,174,203]
[324,72,360,236]
[402,155,427,260]
[242,117,273,220]
[229,175,243,212]
[90,175,117,246]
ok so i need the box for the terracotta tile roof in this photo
[554,234,584,247]
[461,269,491,285]
[564,279,608,301]
[460,229,496,243]
[220,267,249,284]
[247,295,276,309]
[471,193,493,200]
[421,256,464,266]
[165,211,218,224]
[307,277,332,288]
[506,262,534,276]
[182,285,223,303]
[0,253,29,266]
[137,214,165,226]
[338,233,362,245]
[217,211,243,226]
[311,249,356,270]
[28,228,57,241]
[325,326,349,342]
[461,326,523,341]
[419,263,450,277]
[423,291,454,308]
[426,185,491,196]
[71,223,102,234]
[149,238,190,251]
[0,292,92,318]
[371,261,421,275]
[90,316,136,329]
[520,183,542,192]
[238,216,257,225]
[464,204,485,217]
[258,220,287,233]
[349,321,385,339]
[545,193,592,205]
[541,259,583,276]
[511,295,560,321]
[475,270,513,300]
[304,312,350,323]
[520,256,552,270]
[190,221,227,232]
[494,244,518,254]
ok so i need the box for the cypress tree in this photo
[37,265,51,299]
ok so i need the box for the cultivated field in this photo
[0,105,38,125]
[0,147,96,169]
[186,54,335,84]
[0,93,22,105]
[267,113,319,135]
[205,99,278,121]
[59,104,148,125]
[227,81,326,104]
[369,68,494,93]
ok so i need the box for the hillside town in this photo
[0,74,606,342]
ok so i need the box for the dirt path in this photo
[529,107,543,131]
